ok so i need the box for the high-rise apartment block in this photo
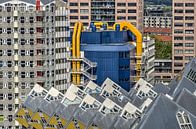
[68,0,143,32]
[0,0,70,128]
[172,0,196,75]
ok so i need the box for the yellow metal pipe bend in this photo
[118,21,143,79]
[76,22,83,85]
[72,23,79,84]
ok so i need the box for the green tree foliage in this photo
[155,41,172,59]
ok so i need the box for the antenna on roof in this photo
[36,0,40,11]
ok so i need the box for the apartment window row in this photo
[0,3,55,12]
[0,82,34,89]
[174,49,194,54]
[174,9,194,13]
[0,49,34,56]
[0,61,33,67]
[70,2,89,6]
[55,79,67,85]
[55,27,69,32]
[174,36,194,40]
[0,93,13,100]
[174,29,194,34]
[174,43,194,47]
[56,69,67,75]
[0,28,35,34]
[0,104,15,112]
[117,3,137,7]
[0,71,34,78]
[174,16,194,20]
[174,3,194,7]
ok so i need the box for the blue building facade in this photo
[80,30,136,91]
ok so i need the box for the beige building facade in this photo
[172,0,196,75]
[68,0,143,32]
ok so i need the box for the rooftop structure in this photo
[16,58,196,129]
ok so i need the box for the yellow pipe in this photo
[117,22,142,80]
[76,22,83,85]
[72,23,78,84]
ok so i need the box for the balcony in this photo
[14,32,18,39]
[14,66,19,71]
[14,44,18,50]
[13,10,18,16]
[15,98,19,104]
[14,77,19,83]
[14,55,19,61]
[13,21,18,28]
[15,87,19,93]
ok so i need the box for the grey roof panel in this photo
[137,94,196,129]
[175,89,196,116]
[153,83,170,94]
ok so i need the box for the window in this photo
[80,16,89,20]
[185,36,194,40]
[0,61,3,67]
[176,111,193,129]
[7,39,12,45]
[20,17,25,23]
[175,23,183,27]
[174,56,183,60]
[7,50,12,56]
[70,16,78,20]
[20,28,25,34]
[117,9,126,13]
[174,43,183,47]
[185,16,194,20]
[117,16,126,20]
[8,93,12,100]
[20,39,26,45]
[174,36,183,40]
[185,23,194,27]
[7,17,11,23]
[0,93,3,100]
[117,3,126,6]
[185,10,194,13]
[185,56,193,61]
[80,9,89,14]
[8,104,12,111]
[128,16,136,20]
[30,39,34,45]
[7,28,12,34]
[7,71,12,78]
[185,50,194,54]
[185,3,194,7]
[0,104,3,111]
[174,49,183,54]
[80,3,88,6]
[8,115,13,122]
[175,9,183,13]
[128,3,136,6]
[70,3,78,6]
[30,72,34,78]
[70,9,78,13]
[21,72,25,78]
[185,43,194,47]
[20,50,25,56]
[21,61,25,67]
[175,3,183,7]
[174,16,183,20]
[29,28,34,34]
[128,10,136,13]
[7,61,12,67]
[29,17,34,23]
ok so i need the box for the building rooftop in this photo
[16,58,196,129]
